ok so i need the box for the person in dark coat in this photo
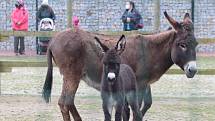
[121,1,143,31]
[37,0,55,22]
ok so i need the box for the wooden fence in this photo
[0,30,215,44]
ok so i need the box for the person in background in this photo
[72,16,79,29]
[121,1,143,31]
[11,0,29,55]
[37,0,55,22]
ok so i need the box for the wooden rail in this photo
[0,31,58,38]
[0,30,214,44]
[0,59,214,74]
[0,56,213,74]
[0,56,214,95]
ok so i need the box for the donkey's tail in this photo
[42,49,53,103]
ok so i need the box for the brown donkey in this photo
[95,35,142,121]
[42,11,198,121]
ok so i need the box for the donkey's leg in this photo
[103,102,112,121]
[126,91,142,121]
[122,101,130,121]
[137,88,144,111]
[130,102,142,121]
[141,85,152,117]
[115,102,123,121]
[58,77,82,121]
[58,98,70,121]
[102,95,113,121]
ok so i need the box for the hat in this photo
[16,0,24,6]
[42,0,49,5]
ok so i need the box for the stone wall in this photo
[195,0,215,38]
[0,0,214,52]
[160,0,192,30]
[72,0,156,31]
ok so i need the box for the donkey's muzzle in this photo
[107,72,116,82]
[184,61,197,78]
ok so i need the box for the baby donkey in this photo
[95,35,142,121]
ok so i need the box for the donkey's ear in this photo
[115,35,126,54]
[184,13,191,20]
[164,11,182,31]
[94,37,109,52]
[183,13,192,23]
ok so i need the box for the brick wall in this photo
[0,0,214,52]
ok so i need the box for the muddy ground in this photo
[0,67,215,121]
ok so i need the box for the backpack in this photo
[136,18,144,29]
[133,9,143,29]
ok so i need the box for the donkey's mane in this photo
[143,30,176,44]
[68,29,176,46]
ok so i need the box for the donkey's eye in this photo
[179,43,187,50]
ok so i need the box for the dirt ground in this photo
[0,67,215,121]
[0,95,215,121]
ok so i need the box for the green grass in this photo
[170,56,215,69]
[0,56,46,62]
[198,38,215,44]
[167,56,215,75]
[197,56,215,69]
[0,56,47,68]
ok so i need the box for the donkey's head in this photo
[95,35,126,84]
[164,11,198,78]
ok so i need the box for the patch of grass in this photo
[197,56,215,69]
[147,97,215,121]
[78,103,100,110]
[198,38,215,44]
[35,111,54,121]
[170,56,215,71]
[78,95,101,99]
[0,56,46,62]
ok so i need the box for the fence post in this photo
[0,73,1,95]
[36,0,39,54]
[191,0,195,22]
[67,0,73,28]
[154,0,160,32]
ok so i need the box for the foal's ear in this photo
[115,35,126,54]
[94,37,109,52]
[164,11,182,31]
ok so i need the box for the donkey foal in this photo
[95,35,142,121]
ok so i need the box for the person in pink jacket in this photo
[11,0,28,55]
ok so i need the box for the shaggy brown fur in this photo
[42,12,198,121]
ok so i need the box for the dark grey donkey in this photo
[95,35,142,121]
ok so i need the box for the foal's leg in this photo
[141,85,152,117]
[122,101,130,121]
[58,77,82,121]
[103,102,112,121]
[115,102,123,121]
[102,95,113,121]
